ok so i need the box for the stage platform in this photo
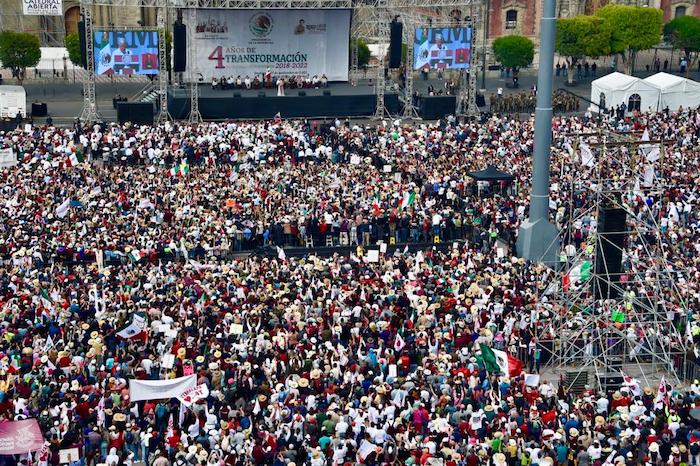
[167,81,400,120]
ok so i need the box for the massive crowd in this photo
[0,106,699,466]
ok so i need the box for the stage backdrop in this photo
[94,31,160,76]
[186,9,351,82]
[413,27,472,71]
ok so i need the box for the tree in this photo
[0,31,41,84]
[556,16,612,84]
[351,38,371,68]
[492,35,534,70]
[595,4,662,74]
[664,16,700,77]
[65,32,82,67]
[164,30,172,73]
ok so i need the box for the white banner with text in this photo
[185,9,351,82]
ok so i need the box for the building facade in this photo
[486,0,700,43]
[0,0,156,46]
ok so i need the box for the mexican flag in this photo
[39,288,54,311]
[170,163,190,177]
[371,197,381,216]
[562,260,591,291]
[66,150,84,167]
[128,249,143,262]
[479,343,523,377]
[399,191,416,210]
[95,32,113,75]
[414,29,431,69]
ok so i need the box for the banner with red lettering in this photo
[177,384,210,407]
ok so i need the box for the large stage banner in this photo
[186,9,351,82]
[0,419,45,454]
[413,27,472,71]
[93,31,160,76]
[23,0,62,15]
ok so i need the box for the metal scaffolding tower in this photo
[186,4,203,123]
[401,22,420,119]
[79,0,171,122]
[372,0,391,120]
[156,4,172,123]
[538,130,690,389]
[454,8,478,117]
[80,0,102,122]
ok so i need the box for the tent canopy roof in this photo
[468,165,515,181]
[0,85,26,94]
[592,72,658,92]
[643,72,686,89]
[643,72,700,91]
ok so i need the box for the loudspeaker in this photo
[233,92,241,97]
[593,207,626,299]
[257,91,265,97]
[476,94,486,107]
[173,22,187,72]
[600,375,624,394]
[389,20,403,69]
[117,102,154,125]
[31,102,48,117]
[298,91,306,96]
[323,90,331,96]
[78,20,88,69]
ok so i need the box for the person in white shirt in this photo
[588,441,602,461]
[277,78,285,97]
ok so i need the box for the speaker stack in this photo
[593,207,627,299]
[78,20,88,69]
[388,19,403,69]
[173,21,187,73]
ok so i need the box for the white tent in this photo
[589,72,660,113]
[37,47,81,74]
[643,72,700,111]
[0,85,26,118]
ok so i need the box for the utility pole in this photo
[516,0,559,265]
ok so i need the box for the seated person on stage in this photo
[297,76,304,88]
[321,74,328,87]
[287,76,296,88]
[304,76,312,88]
[264,68,273,87]
[244,75,252,89]
[236,75,242,89]
[227,76,234,90]
[312,75,319,88]
[211,77,218,90]
[253,76,261,89]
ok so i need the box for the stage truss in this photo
[79,0,171,122]
[537,129,691,389]
[353,0,482,119]
[79,0,481,121]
